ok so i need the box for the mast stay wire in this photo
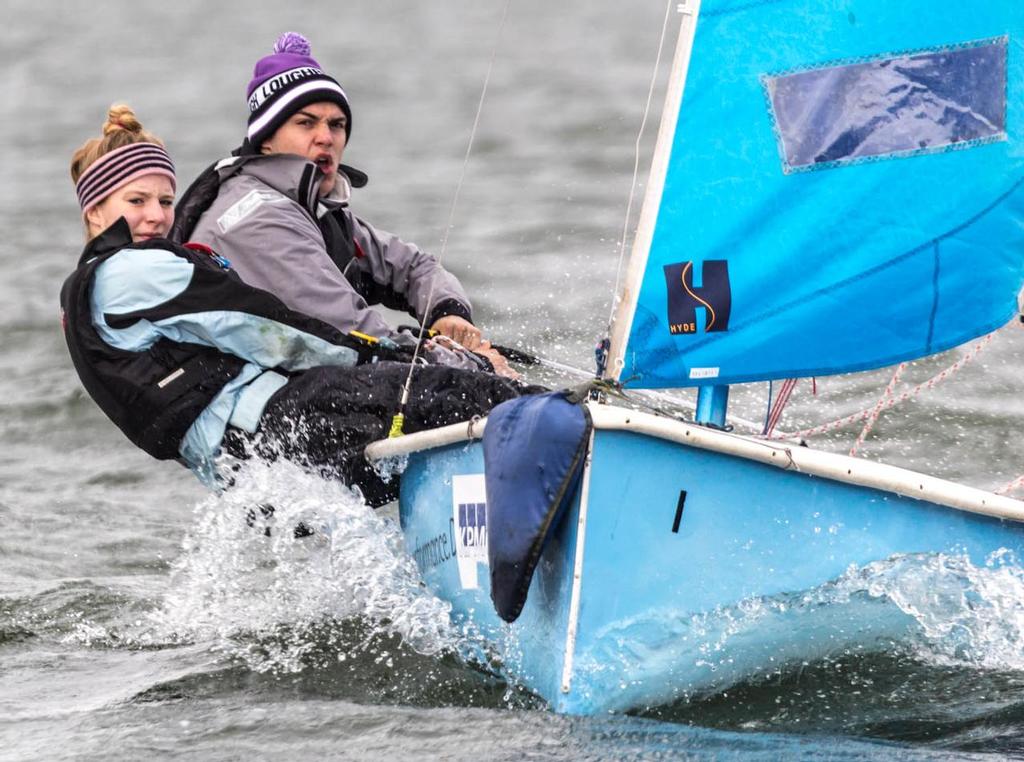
[606,0,677,330]
[387,0,751,439]
[389,0,514,437]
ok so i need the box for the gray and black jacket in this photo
[176,153,473,343]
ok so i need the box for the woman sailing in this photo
[61,105,528,506]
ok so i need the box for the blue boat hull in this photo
[397,423,1024,714]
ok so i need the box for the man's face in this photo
[262,101,347,196]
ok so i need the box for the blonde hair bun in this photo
[71,104,165,185]
[102,104,144,136]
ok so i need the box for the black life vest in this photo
[60,220,250,460]
[61,219,418,460]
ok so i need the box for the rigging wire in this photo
[505,343,767,433]
[606,0,676,330]
[389,0,513,438]
[765,333,996,442]
[762,377,798,438]
[849,362,906,457]
[996,472,1024,496]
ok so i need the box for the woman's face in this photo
[86,175,175,241]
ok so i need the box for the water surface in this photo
[5,1,1024,758]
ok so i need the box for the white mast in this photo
[606,0,703,381]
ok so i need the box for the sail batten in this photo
[609,0,1024,390]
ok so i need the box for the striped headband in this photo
[75,142,176,212]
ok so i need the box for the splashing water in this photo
[146,456,482,675]
[372,454,409,484]
[570,550,1024,712]
[838,549,1024,671]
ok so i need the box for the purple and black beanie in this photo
[245,32,352,149]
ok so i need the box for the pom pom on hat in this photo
[274,32,311,56]
[245,32,352,148]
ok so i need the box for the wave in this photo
[145,457,490,676]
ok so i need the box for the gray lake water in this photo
[5,1,1024,759]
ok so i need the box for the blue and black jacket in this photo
[59,218,370,481]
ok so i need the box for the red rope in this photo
[765,334,995,441]
[996,474,1024,495]
[849,362,906,456]
[763,378,798,437]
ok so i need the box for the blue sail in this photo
[615,0,1024,389]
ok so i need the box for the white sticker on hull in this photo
[452,474,488,589]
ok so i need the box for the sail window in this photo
[764,37,1008,173]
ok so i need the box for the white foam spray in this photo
[147,456,481,674]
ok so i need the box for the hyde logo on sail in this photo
[663,260,731,335]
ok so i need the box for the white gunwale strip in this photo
[365,418,488,459]
[560,428,597,695]
[364,403,1024,522]
[606,0,703,381]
